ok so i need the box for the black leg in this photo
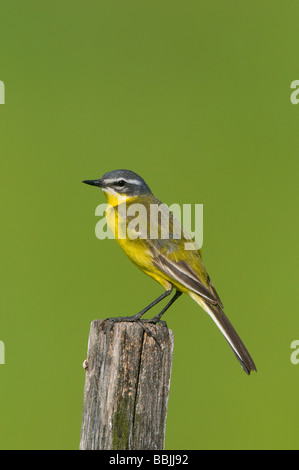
[148,290,182,323]
[106,287,173,323]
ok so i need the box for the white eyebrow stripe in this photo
[104,178,143,186]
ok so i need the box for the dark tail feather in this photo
[207,303,257,374]
[190,291,257,374]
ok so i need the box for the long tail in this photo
[190,293,257,375]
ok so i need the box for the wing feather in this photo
[152,253,219,305]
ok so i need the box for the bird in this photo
[83,169,256,375]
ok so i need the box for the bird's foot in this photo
[103,314,143,325]
[141,318,168,326]
[102,316,169,349]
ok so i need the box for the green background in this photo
[1,1,298,450]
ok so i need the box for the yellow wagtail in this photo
[83,169,256,375]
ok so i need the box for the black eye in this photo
[116,180,125,187]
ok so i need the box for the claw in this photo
[137,320,163,349]
[101,317,169,350]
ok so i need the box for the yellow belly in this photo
[102,191,210,299]
[105,201,172,291]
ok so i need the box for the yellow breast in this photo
[103,191,173,291]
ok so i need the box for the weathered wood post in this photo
[80,320,174,450]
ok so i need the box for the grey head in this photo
[83,169,153,196]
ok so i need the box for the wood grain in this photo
[80,320,174,450]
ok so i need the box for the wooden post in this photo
[80,320,174,450]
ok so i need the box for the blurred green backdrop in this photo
[1,0,298,450]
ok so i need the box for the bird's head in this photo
[83,169,152,205]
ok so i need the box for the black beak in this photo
[82,179,103,188]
